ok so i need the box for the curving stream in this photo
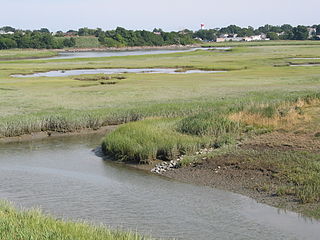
[12,68,225,78]
[1,134,320,239]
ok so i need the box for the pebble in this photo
[151,147,215,174]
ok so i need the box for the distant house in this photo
[216,37,226,42]
[153,32,161,35]
[216,34,242,42]
[307,28,316,39]
[216,34,269,42]
[244,35,263,41]
[0,30,14,35]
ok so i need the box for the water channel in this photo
[1,134,320,240]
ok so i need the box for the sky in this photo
[1,0,319,32]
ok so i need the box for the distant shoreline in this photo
[0,44,202,61]
[60,44,201,52]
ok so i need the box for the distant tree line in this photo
[0,27,76,50]
[0,24,319,50]
[193,24,320,41]
[80,27,197,47]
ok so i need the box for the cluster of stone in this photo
[151,156,184,174]
[151,147,215,174]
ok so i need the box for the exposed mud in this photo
[163,130,320,216]
[0,125,117,144]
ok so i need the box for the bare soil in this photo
[163,130,320,215]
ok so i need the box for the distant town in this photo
[0,24,319,49]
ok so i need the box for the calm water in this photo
[0,134,320,239]
[42,47,230,60]
[12,68,225,78]
[290,64,320,67]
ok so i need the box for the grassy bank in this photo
[0,49,57,60]
[72,36,102,48]
[163,98,320,218]
[102,94,320,164]
[0,201,148,240]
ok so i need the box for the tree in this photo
[292,25,308,40]
[55,31,64,37]
[0,26,15,32]
[78,27,90,36]
[266,32,279,40]
[63,37,76,47]
[0,37,17,49]
[38,28,50,33]
[281,24,293,32]
[316,25,320,35]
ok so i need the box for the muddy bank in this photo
[163,154,296,211]
[0,125,117,144]
[162,131,320,217]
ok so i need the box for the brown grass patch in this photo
[229,99,319,130]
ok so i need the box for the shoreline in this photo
[60,44,202,53]
[126,155,312,218]
[0,125,118,144]
[0,44,201,61]
[162,164,298,215]
[1,125,319,219]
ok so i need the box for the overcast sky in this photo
[1,0,319,31]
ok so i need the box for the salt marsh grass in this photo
[0,201,149,240]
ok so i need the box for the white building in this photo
[0,31,14,35]
[307,28,316,39]
[216,34,269,42]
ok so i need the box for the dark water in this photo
[12,68,225,78]
[0,134,320,240]
[42,47,230,60]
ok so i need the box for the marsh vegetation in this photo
[1,41,320,219]
[0,201,148,240]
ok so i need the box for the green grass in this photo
[0,45,319,137]
[0,49,57,60]
[0,201,149,240]
[72,36,102,48]
[102,118,210,163]
[102,113,241,164]
[54,36,102,49]
[102,94,320,164]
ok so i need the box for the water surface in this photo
[0,134,320,240]
[12,68,225,78]
[43,47,230,60]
